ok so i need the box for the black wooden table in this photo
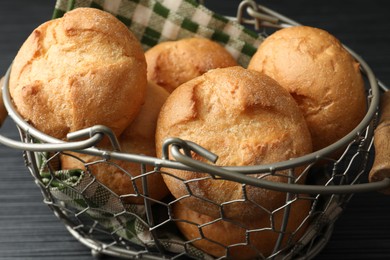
[1,1,390,259]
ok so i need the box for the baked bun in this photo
[61,82,170,204]
[145,37,237,93]
[173,196,312,259]
[248,25,366,151]
[9,7,147,139]
[156,66,312,220]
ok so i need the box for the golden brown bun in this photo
[0,77,7,126]
[9,7,147,139]
[173,196,312,259]
[248,25,366,151]
[156,66,312,220]
[121,81,169,141]
[61,82,170,204]
[145,37,238,93]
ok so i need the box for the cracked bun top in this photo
[155,66,312,220]
[248,25,367,151]
[9,7,147,139]
[145,37,238,93]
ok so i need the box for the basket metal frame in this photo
[1,1,390,259]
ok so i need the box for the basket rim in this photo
[1,46,380,169]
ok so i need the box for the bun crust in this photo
[9,7,147,139]
[173,197,312,259]
[145,37,237,93]
[156,66,312,220]
[248,26,366,151]
[61,82,170,204]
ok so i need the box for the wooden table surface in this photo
[1,0,390,259]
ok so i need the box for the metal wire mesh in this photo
[15,107,376,259]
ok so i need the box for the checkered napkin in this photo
[52,0,264,67]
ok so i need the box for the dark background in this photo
[1,0,390,259]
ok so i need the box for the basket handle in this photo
[168,140,390,195]
[369,90,390,194]
[0,125,111,152]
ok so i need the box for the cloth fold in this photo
[52,0,264,67]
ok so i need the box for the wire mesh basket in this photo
[1,0,390,259]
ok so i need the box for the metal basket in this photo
[1,1,390,259]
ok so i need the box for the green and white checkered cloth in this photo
[52,0,264,67]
